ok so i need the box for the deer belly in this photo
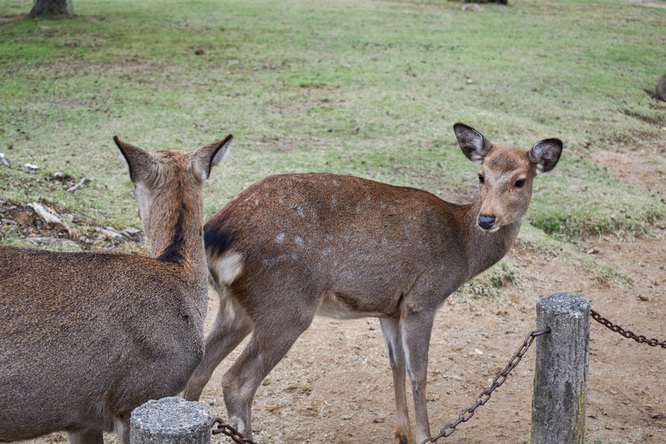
[316,290,393,320]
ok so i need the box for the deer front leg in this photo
[401,309,436,444]
[380,317,412,443]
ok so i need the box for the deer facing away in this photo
[184,123,562,443]
[0,135,232,443]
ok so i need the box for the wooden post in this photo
[531,292,590,444]
[130,397,211,444]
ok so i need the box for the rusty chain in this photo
[211,417,258,444]
[590,309,666,348]
[421,328,550,443]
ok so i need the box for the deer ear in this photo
[454,123,493,164]
[192,134,233,181]
[114,136,156,184]
[528,138,563,174]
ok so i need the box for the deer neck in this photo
[461,200,522,280]
[142,180,207,282]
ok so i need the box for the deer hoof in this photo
[394,432,409,443]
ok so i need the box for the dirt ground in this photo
[17,141,666,444]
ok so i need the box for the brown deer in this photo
[184,123,562,443]
[0,134,232,443]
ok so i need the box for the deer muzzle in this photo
[477,214,497,231]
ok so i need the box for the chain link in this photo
[590,309,666,348]
[421,328,550,443]
[211,417,258,444]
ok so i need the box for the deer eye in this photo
[478,174,485,184]
[514,179,526,189]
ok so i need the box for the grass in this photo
[1,0,664,253]
[458,260,522,299]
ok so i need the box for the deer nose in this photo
[478,214,496,230]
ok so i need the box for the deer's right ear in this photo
[192,134,233,181]
[114,136,156,184]
[454,123,493,164]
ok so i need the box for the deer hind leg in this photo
[221,306,314,440]
[184,292,252,401]
[66,429,103,444]
[380,317,412,444]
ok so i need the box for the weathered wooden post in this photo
[531,292,590,444]
[130,397,211,443]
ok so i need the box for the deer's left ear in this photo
[114,136,157,184]
[528,138,563,174]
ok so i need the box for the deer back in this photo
[0,248,202,434]
[205,173,475,320]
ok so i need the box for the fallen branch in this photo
[27,202,72,234]
[67,177,87,193]
[0,153,13,168]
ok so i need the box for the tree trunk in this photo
[30,0,69,17]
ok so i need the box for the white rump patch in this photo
[211,250,245,285]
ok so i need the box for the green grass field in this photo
[1,0,665,250]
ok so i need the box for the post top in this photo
[537,292,590,315]
[131,396,209,432]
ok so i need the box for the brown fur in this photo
[0,135,232,443]
[184,123,563,443]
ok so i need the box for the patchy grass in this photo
[1,0,664,274]
[517,224,632,287]
[457,260,522,299]
[529,158,663,238]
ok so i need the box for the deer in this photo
[0,134,232,443]
[183,123,563,443]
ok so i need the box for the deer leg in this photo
[115,416,130,444]
[380,317,412,444]
[401,311,436,444]
[184,299,252,401]
[221,312,313,440]
[66,430,103,444]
